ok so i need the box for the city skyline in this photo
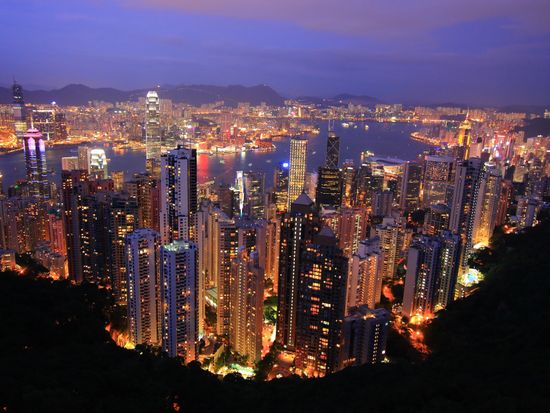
[1,0,550,105]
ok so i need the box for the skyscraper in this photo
[449,157,483,269]
[89,148,108,179]
[457,118,472,160]
[243,171,265,219]
[472,162,502,248]
[326,129,340,169]
[399,161,422,211]
[287,137,308,208]
[277,193,319,349]
[161,240,198,363]
[160,146,197,244]
[424,204,451,236]
[339,306,389,369]
[402,231,461,318]
[316,130,342,209]
[12,82,27,141]
[347,237,383,310]
[126,229,161,346]
[295,226,348,377]
[422,156,455,208]
[145,91,161,164]
[230,249,264,364]
[273,161,289,213]
[23,128,48,198]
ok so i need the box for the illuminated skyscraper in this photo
[402,231,461,318]
[160,146,197,244]
[126,229,161,346]
[23,128,48,198]
[449,157,483,269]
[347,237,383,310]
[12,82,27,141]
[145,91,161,163]
[339,306,389,369]
[229,249,264,363]
[424,204,451,236]
[287,137,308,208]
[457,118,472,160]
[295,226,348,377]
[89,148,108,179]
[399,161,422,211]
[273,161,289,213]
[161,240,198,362]
[243,171,265,219]
[422,156,455,208]
[277,193,319,349]
[473,162,502,247]
[316,131,341,209]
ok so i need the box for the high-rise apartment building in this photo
[161,240,198,363]
[126,229,161,346]
[160,146,197,244]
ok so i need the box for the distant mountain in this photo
[0,83,285,106]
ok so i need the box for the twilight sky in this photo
[1,0,549,105]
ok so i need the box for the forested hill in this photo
[1,217,549,412]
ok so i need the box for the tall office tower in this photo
[373,217,412,280]
[339,306,389,370]
[424,204,451,236]
[449,158,483,269]
[402,231,461,318]
[316,130,342,209]
[456,118,472,159]
[326,129,340,169]
[473,162,502,247]
[61,169,89,283]
[89,148,109,179]
[516,197,541,230]
[295,227,348,377]
[161,240,198,363]
[30,109,56,140]
[273,161,289,213]
[125,173,160,232]
[230,249,264,364]
[422,156,455,208]
[372,190,393,217]
[78,146,91,172]
[347,237,383,310]
[287,137,308,208]
[340,160,356,207]
[23,128,48,198]
[216,213,238,336]
[111,171,124,192]
[145,91,161,163]
[316,167,341,209]
[126,229,161,346]
[12,82,27,140]
[399,161,422,211]
[61,156,79,171]
[495,180,513,226]
[277,193,319,349]
[243,171,265,219]
[160,146,197,244]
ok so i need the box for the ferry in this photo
[342,122,350,128]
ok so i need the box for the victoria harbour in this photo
[0,121,427,188]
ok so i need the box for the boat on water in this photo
[342,122,350,128]
[365,125,369,131]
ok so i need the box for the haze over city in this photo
[1,0,550,105]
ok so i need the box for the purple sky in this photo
[1,0,549,105]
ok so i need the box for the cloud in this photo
[119,0,550,38]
